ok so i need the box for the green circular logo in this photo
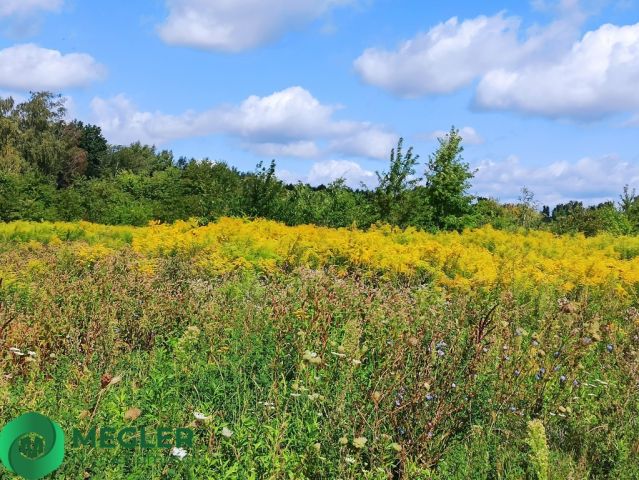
[0,412,65,480]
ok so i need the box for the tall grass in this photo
[1,220,638,478]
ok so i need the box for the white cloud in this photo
[0,44,105,91]
[425,126,483,145]
[474,22,639,119]
[354,13,524,97]
[280,159,376,187]
[472,154,639,205]
[90,87,396,160]
[249,141,321,158]
[158,0,353,52]
[329,127,398,159]
[355,6,639,120]
[0,0,62,17]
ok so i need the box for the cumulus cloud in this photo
[279,159,376,187]
[0,0,62,17]
[158,0,353,52]
[355,5,639,120]
[424,126,483,145]
[472,154,639,205]
[0,44,105,90]
[90,86,396,160]
[474,23,639,119]
[354,14,525,97]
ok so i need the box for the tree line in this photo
[1,92,638,235]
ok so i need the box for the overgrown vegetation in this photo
[2,92,638,235]
[1,220,639,478]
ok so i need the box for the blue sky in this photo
[1,0,638,205]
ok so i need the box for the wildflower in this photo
[170,447,188,460]
[221,427,233,438]
[193,412,211,421]
[345,456,356,464]
[436,349,445,357]
[451,383,457,389]
[606,344,614,353]
[514,369,521,377]
[353,437,367,449]
[351,359,362,366]
[425,393,435,401]
[390,443,402,452]
[27,351,36,357]
[560,375,567,383]
[339,436,348,445]
[308,393,320,401]
[303,350,322,365]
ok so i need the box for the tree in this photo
[375,138,420,226]
[243,160,284,219]
[620,185,639,231]
[71,121,108,177]
[517,186,541,229]
[424,126,475,229]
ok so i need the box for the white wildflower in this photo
[170,447,188,460]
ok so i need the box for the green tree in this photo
[71,121,109,177]
[375,138,420,226]
[424,126,475,230]
[243,160,284,219]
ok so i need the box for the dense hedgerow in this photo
[1,219,639,478]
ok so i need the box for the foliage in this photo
[1,220,639,478]
[2,91,639,237]
[424,127,475,230]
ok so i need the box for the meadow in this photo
[1,218,639,479]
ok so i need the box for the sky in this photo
[1,0,638,206]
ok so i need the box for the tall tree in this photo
[375,138,420,226]
[424,126,475,229]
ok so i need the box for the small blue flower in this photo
[606,344,614,353]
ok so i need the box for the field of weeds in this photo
[1,219,639,478]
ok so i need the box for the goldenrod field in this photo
[1,219,639,478]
